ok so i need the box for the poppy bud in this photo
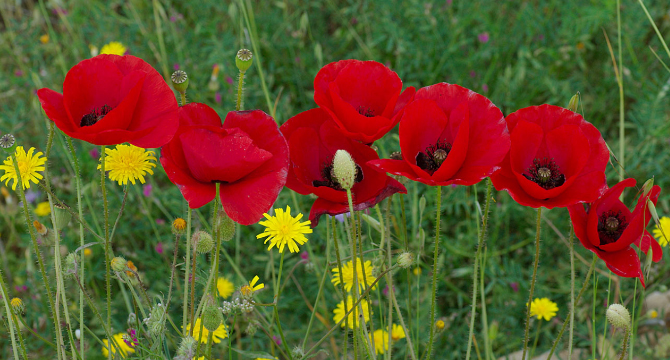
[192,230,214,254]
[53,203,71,230]
[606,303,631,330]
[419,195,426,215]
[214,210,236,242]
[176,336,197,357]
[0,134,16,153]
[397,251,414,269]
[111,257,127,272]
[171,70,189,93]
[202,304,223,331]
[332,150,357,190]
[641,178,654,198]
[235,49,253,72]
[33,220,48,236]
[567,92,580,112]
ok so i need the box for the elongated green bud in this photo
[54,203,71,230]
[641,178,654,198]
[606,304,631,330]
[567,92,580,112]
[332,150,357,190]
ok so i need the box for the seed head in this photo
[53,203,71,230]
[606,303,631,330]
[171,70,189,93]
[10,298,24,314]
[0,134,16,153]
[235,49,253,72]
[201,305,223,331]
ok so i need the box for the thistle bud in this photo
[171,70,189,93]
[144,304,166,337]
[202,305,223,331]
[397,251,414,269]
[606,303,631,330]
[53,203,71,230]
[332,150,357,190]
[235,49,253,72]
[567,92,580,112]
[111,257,127,272]
[10,298,24,314]
[0,134,16,153]
[214,210,236,242]
[641,178,654,198]
[193,230,214,254]
[172,218,187,235]
[33,220,48,236]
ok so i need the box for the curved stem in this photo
[521,207,542,360]
[425,186,442,360]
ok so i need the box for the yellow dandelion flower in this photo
[652,216,670,247]
[333,295,371,329]
[256,206,312,253]
[35,201,51,216]
[102,333,135,358]
[217,277,235,299]
[97,144,156,186]
[529,297,558,321]
[100,41,127,56]
[369,329,389,354]
[184,318,228,344]
[0,146,47,191]
[40,34,49,44]
[240,275,264,297]
[390,323,405,341]
[331,258,377,293]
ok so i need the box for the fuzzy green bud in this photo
[202,305,223,331]
[53,203,71,230]
[111,256,127,272]
[176,336,197,358]
[397,251,414,269]
[641,178,654,198]
[193,230,214,254]
[0,134,16,153]
[606,303,631,330]
[567,92,580,112]
[171,70,189,93]
[332,149,357,190]
[144,303,166,337]
[63,253,78,277]
[10,298,24,314]
[215,210,236,242]
[235,49,253,72]
[647,199,660,227]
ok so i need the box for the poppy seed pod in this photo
[53,203,71,230]
[606,304,631,330]
[235,49,253,72]
[333,150,357,190]
[171,70,189,94]
[0,134,16,153]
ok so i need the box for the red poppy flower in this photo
[568,178,662,286]
[160,103,288,225]
[280,108,406,226]
[368,83,510,186]
[313,59,415,144]
[490,104,609,208]
[37,54,179,148]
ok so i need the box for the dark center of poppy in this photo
[415,140,452,175]
[80,105,113,127]
[312,159,364,191]
[358,106,375,117]
[522,157,565,190]
[597,210,628,245]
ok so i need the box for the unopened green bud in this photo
[171,70,189,93]
[111,257,127,272]
[0,134,16,153]
[10,298,24,314]
[641,178,654,198]
[193,231,214,254]
[332,150,357,190]
[235,49,253,72]
[54,203,71,230]
[567,92,580,112]
[648,200,660,228]
[202,305,223,331]
[215,210,236,242]
[606,303,631,330]
[63,253,77,277]
[176,336,197,357]
[397,251,414,269]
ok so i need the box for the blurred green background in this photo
[1,0,670,359]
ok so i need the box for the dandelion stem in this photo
[99,145,113,360]
[521,207,542,360]
[183,207,193,332]
[425,185,442,360]
[530,319,543,359]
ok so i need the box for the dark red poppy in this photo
[37,55,179,148]
[490,104,609,208]
[313,59,415,144]
[368,83,510,186]
[280,108,406,226]
[568,178,662,286]
[160,103,288,225]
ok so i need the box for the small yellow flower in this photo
[413,267,422,276]
[102,333,135,358]
[10,298,24,313]
[184,318,228,344]
[369,329,389,354]
[100,41,127,56]
[529,297,559,321]
[333,296,371,329]
[256,206,312,253]
[652,216,670,247]
[0,146,47,191]
[217,277,235,299]
[98,144,156,186]
[84,248,92,257]
[240,275,264,297]
[125,260,138,278]
[40,34,49,44]
[173,218,187,233]
[331,258,377,293]
[435,319,446,330]
[390,323,405,341]
[35,201,51,216]
[649,310,658,319]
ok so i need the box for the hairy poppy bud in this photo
[567,92,580,112]
[235,49,253,72]
[54,203,71,230]
[111,257,127,272]
[193,231,214,254]
[214,210,236,242]
[202,305,223,331]
[397,251,414,269]
[171,70,189,93]
[606,303,631,330]
[332,150,357,190]
[0,134,16,153]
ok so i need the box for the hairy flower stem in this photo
[331,217,349,359]
[546,256,597,358]
[99,145,113,360]
[182,207,192,333]
[520,208,543,360]
[179,91,187,107]
[236,70,245,111]
[618,328,630,360]
[568,226,575,358]
[425,186,442,360]
[0,271,22,360]
[465,179,493,360]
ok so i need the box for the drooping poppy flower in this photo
[568,178,662,286]
[37,55,179,148]
[280,108,406,226]
[490,104,609,208]
[368,83,510,186]
[160,103,288,225]
[313,59,415,144]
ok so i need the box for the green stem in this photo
[530,319,543,360]
[179,92,187,107]
[617,0,625,182]
[425,185,442,360]
[274,305,294,360]
[100,145,112,360]
[183,207,192,331]
[521,207,542,360]
[0,271,21,360]
[331,217,349,359]
[619,329,630,360]
[568,226,575,359]
[236,70,245,111]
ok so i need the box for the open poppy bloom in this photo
[280,108,406,226]
[37,55,179,148]
[313,59,415,144]
[368,83,510,186]
[490,104,609,208]
[568,178,662,286]
[160,103,288,225]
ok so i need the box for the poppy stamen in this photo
[415,140,452,175]
[81,105,113,127]
[597,210,628,245]
[358,106,375,117]
[523,157,565,190]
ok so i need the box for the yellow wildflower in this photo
[98,144,156,186]
[240,275,264,297]
[0,146,47,191]
[331,258,377,293]
[369,329,389,354]
[102,333,135,358]
[217,277,234,299]
[184,318,228,344]
[529,297,558,321]
[100,41,127,56]
[35,201,51,216]
[333,296,371,329]
[652,216,670,247]
[390,323,405,341]
[40,34,49,44]
[256,206,312,253]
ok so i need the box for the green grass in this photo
[1,0,670,359]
